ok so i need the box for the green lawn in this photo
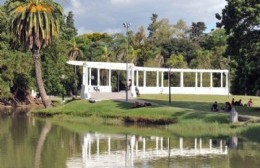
[32,94,260,139]
[140,94,260,116]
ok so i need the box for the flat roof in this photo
[67,61,228,73]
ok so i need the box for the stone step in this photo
[90,92,132,100]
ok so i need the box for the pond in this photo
[0,109,260,168]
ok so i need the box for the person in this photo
[231,98,235,105]
[135,86,140,97]
[235,99,243,106]
[211,101,219,112]
[128,79,132,90]
[247,98,253,107]
[224,102,232,112]
[134,101,145,108]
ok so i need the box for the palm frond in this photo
[9,0,63,50]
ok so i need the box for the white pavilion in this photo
[67,61,229,99]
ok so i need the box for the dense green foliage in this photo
[216,0,260,95]
[0,0,259,104]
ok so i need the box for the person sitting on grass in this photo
[135,101,145,108]
[211,101,219,112]
[235,99,243,106]
[231,98,235,105]
[247,98,253,107]
[225,102,232,112]
[134,101,152,108]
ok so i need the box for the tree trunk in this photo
[33,49,52,108]
[34,122,52,168]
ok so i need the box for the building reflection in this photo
[67,133,228,168]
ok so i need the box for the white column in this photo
[136,71,139,87]
[195,72,198,88]
[97,136,100,156]
[180,72,184,87]
[200,72,203,87]
[221,72,223,88]
[86,68,88,87]
[210,72,213,88]
[143,138,146,156]
[160,137,163,151]
[88,136,91,159]
[97,69,100,86]
[199,138,202,153]
[108,136,111,155]
[130,136,135,158]
[161,72,164,87]
[226,72,228,89]
[81,65,90,99]
[82,135,87,163]
[131,69,136,97]
[225,146,228,154]
[82,65,88,86]
[156,137,158,154]
[135,141,138,156]
[156,71,159,87]
[179,137,183,153]
[209,139,212,151]
[143,71,146,87]
[109,69,112,87]
[220,140,223,152]
[194,138,197,152]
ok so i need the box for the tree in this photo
[216,0,260,95]
[189,22,206,42]
[189,49,212,69]
[161,38,200,66]
[152,18,174,45]
[8,0,63,107]
[1,4,35,105]
[68,38,83,61]
[65,11,77,38]
[202,29,228,70]
[133,26,147,48]
[147,13,158,43]
[166,54,187,68]
[172,19,189,39]
[66,11,77,34]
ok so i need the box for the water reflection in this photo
[228,136,238,149]
[66,133,228,168]
[1,115,260,168]
[0,106,31,116]
[34,122,52,168]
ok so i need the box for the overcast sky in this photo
[60,0,226,35]
[0,0,226,35]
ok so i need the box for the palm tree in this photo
[68,38,83,61]
[8,0,63,107]
[154,53,164,67]
[67,37,84,96]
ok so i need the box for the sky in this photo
[2,0,227,35]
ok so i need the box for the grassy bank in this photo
[32,94,260,139]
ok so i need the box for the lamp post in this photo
[123,22,130,102]
[228,55,230,98]
[61,74,65,102]
[168,68,171,104]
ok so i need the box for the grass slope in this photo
[32,94,260,139]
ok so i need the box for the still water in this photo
[0,109,260,168]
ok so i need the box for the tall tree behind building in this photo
[66,11,77,37]
[216,0,260,95]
